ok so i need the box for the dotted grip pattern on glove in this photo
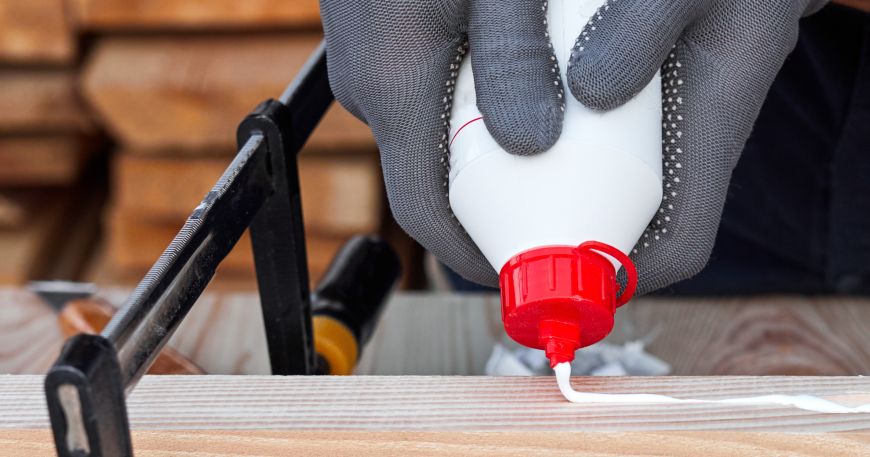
[321,0,828,293]
[566,0,827,294]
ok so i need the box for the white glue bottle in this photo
[448,0,663,368]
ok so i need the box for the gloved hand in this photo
[320,0,561,286]
[321,0,827,293]
[566,0,827,293]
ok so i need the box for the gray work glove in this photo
[321,0,827,293]
[566,0,826,293]
[320,0,561,286]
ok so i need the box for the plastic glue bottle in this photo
[448,0,663,379]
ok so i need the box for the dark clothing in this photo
[664,4,870,295]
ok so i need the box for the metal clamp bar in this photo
[242,41,333,375]
[104,134,270,388]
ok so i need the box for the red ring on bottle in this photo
[575,241,637,307]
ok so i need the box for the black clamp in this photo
[44,42,401,457]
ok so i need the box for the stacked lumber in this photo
[75,9,389,286]
[104,153,382,284]
[81,35,374,153]
[0,1,423,288]
[0,2,100,284]
[68,0,322,31]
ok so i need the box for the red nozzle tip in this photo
[539,320,580,368]
[545,339,576,368]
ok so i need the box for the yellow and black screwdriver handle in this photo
[311,236,401,375]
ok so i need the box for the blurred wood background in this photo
[0,0,424,288]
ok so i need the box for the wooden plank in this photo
[0,0,73,64]
[0,286,272,375]
[0,375,868,454]
[362,295,870,376]
[0,290,62,375]
[0,290,498,376]
[112,152,382,235]
[69,0,321,30]
[81,35,374,153]
[1,429,869,457]
[356,293,502,375]
[0,136,92,186]
[606,296,870,376]
[362,295,870,377]
[105,211,349,284]
[6,291,870,379]
[0,70,92,133]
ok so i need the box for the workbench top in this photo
[3,288,870,376]
[3,288,870,455]
[3,374,870,432]
[1,373,869,456]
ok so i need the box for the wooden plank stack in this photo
[0,0,422,288]
[0,0,99,284]
[69,1,386,286]
[68,0,322,30]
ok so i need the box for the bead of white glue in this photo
[554,362,870,414]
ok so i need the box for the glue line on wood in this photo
[554,363,870,413]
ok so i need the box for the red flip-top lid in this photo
[498,241,637,367]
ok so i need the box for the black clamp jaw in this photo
[44,42,401,457]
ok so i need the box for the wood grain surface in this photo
[0,374,869,456]
[0,290,62,375]
[2,430,869,457]
[4,291,870,377]
[606,296,870,376]
[69,0,321,30]
[81,35,374,153]
[0,0,73,64]
[355,293,503,375]
[2,374,870,432]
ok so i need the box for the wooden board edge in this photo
[2,429,869,456]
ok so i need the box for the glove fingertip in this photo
[567,52,638,111]
[482,99,564,156]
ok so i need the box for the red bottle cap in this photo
[498,241,637,367]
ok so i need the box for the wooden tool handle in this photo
[59,298,204,375]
